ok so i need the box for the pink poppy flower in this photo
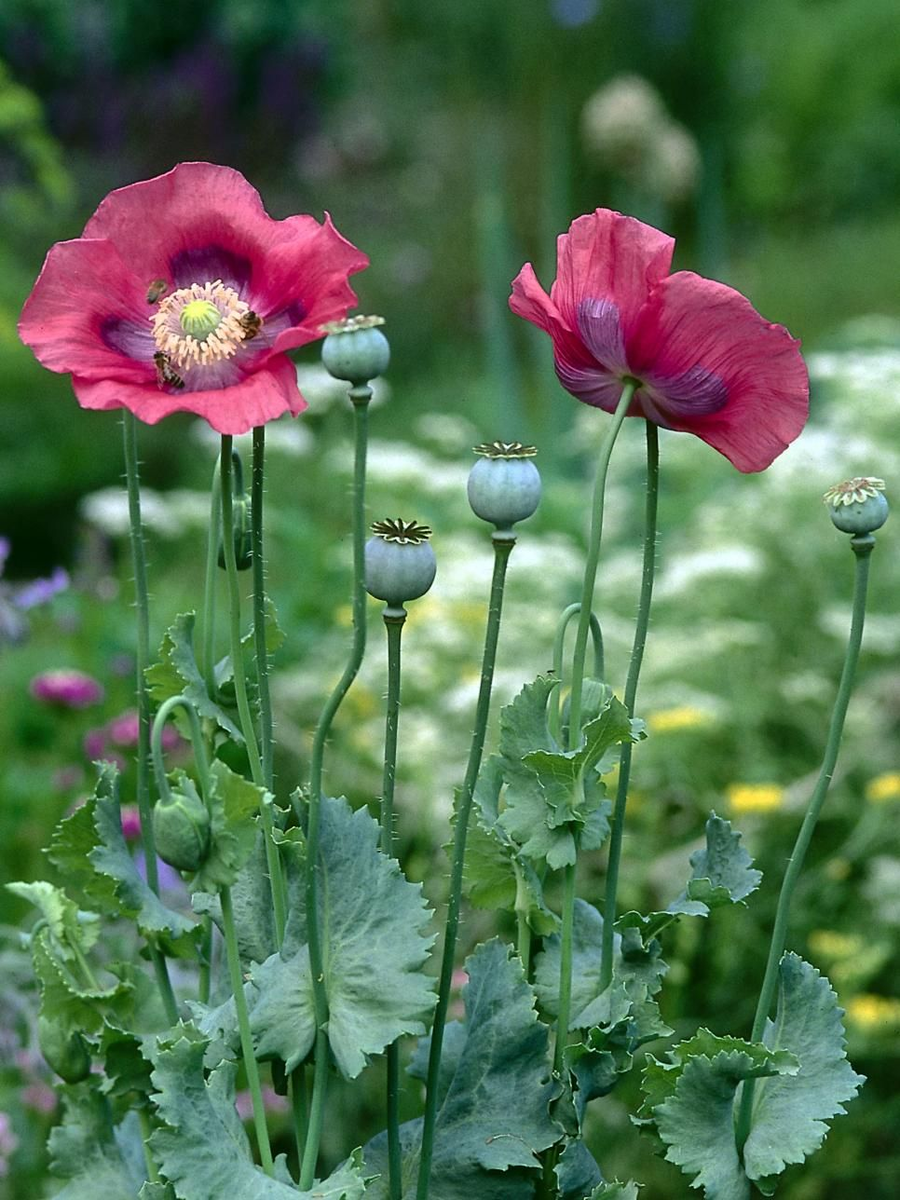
[30,669,104,709]
[510,209,809,472]
[19,162,368,434]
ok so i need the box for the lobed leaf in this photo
[668,814,762,918]
[47,1084,146,1199]
[145,611,243,742]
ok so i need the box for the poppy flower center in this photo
[150,279,252,371]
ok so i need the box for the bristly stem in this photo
[220,437,286,949]
[553,860,578,1074]
[202,458,221,692]
[735,534,875,1155]
[221,885,275,1176]
[416,533,515,1200]
[300,385,372,1190]
[599,420,659,991]
[121,410,178,1024]
[251,426,275,790]
[381,608,407,1200]
[567,382,636,749]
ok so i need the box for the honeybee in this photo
[239,310,263,340]
[146,279,168,304]
[154,351,185,390]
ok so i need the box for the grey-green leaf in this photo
[146,611,243,741]
[248,795,435,1078]
[48,1087,146,1199]
[668,814,762,918]
[742,953,864,1186]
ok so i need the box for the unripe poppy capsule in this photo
[467,441,542,532]
[365,519,436,608]
[38,1015,92,1084]
[321,315,390,384]
[152,780,211,872]
[823,477,889,535]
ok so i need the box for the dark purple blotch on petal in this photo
[101,316,155,361]
[168,245,252,292]
[576,298,628,374]
[648,364,729,417]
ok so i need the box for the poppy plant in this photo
[510,208,809,471]
[19,163,368,434]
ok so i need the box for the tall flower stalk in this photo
[599,419,659,990]
[251,426,275,790]
[735,527,877,1153]
[121,411,178,1024]
[416,531,515,1200]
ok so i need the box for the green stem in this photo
[151,694,211,801]
[203,459,221,692]
[198,916,212,1005]
[514,863,532,977]
[122,410,178,1025]
[300,386,372,1190]
[221,885,274,1176]
[252,426,275,790]
[71,939,100,993]
[381,609,406,1200]
[549,602,605,744]
[567,383,636,749]
[736,535,875,1154]
[416,534,515,1200]
[137,1107,161,1184]
[290,1066,308,1178]
[553,861,578,1075]
[220,438,286,949]
[599,420,659,991]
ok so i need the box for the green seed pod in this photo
[823,477,889,535]
[365,518,436,608]
[38,1014,92,1084]
[467,442,541,531]
[321,315,390,384]
[152,779,211,872]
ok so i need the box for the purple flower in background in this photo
[550,0,601,28]
[30,669,104,709]
[0,537,69,643]
[119,804,142,842]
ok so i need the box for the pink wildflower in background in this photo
[119,804,142,842]
[30,669,104,709]
[19,162,369,434]
[510,208,809,472]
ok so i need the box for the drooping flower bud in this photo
[467,442,542,532]
[321,315,390,384]
[152,778,211,872]
[823,477,889,535]
[365,519,436,609]
[38,1014,92,1083]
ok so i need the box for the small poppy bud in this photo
[823,477,889,535]
[365,519,436,608]
[321,315,390,384]
[38,1014,92,1083]
[152,779,211,872]
[467,442,542,531]
[218,493,253,570]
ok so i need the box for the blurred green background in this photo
[2,0,900,1196]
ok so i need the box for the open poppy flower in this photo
[19,162,368,434]
[510,209,809,472]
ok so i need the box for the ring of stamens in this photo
[150,280,252,371]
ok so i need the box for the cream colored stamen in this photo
[150,279,251,371]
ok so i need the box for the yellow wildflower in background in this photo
[865,772,900,803]
[727,783,784,814]
[845,994,900,1031]
[808,930,863,960]
[647,706,712,734]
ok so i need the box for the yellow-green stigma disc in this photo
[180,298,222,340]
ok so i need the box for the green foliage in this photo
[5,879,99,960]
[639,957,862,1198]
[189,760,265,895]
[247,795,435,1078]
[147,1028,369,1199]
[146,612,243,743]
[367,939,563,1199]
[47,1085,146,1199]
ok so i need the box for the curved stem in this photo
[416,533,515,1200]
[567,383,635,749]
[252,426,275,790]
[549,602,605,743]
[599,420,659,990]
[122,411,178,1025]
[736,536,874,1154]
[150,694,211,803]
[221,885,274,1176]
[553,860,578,1074]
[220,438,286,948]
[202,458,222,693]
[381,609,406,1200]
[300,387,372,1190]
